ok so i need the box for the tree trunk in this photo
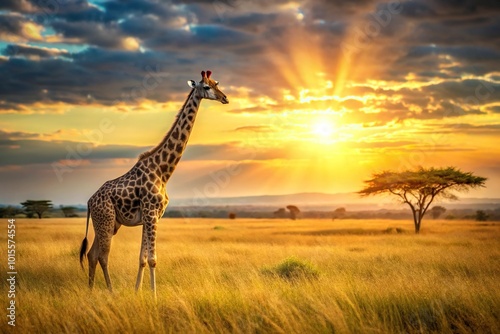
[37,212,42,219]
[412,210,424,234]
[415,213,423,234]
[410,208,418,234]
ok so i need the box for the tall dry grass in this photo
[1,218,499,333]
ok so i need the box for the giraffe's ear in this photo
[187,80,196,88]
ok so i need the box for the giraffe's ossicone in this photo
[79,70,228,296]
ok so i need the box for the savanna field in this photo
[1,218,499,334]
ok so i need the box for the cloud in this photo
[0,133,147,167]
[0,47,190,109]
[440,123,500,133]
[0,130,280,167]
[50,20,141,50]
[0,13,44,42]
[422,80,500,104]
[4,43,70,59]
[3,0,497,120]
[0,0,37,13]
[486,105,500,113]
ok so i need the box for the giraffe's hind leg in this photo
[97,228,114,292]
[91,210,116,292]
[87,238,99,289]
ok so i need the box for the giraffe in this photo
[79,70,228,296]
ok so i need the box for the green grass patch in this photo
[262,256,320,281]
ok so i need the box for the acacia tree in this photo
[286,205,301,220]
[60,205,79,218]
[358,167,486,234]
[21,200,53,219]
[333,207,347,220]
[273,208,287,218]
[431,206,447,219]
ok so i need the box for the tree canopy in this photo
[60,205,79,218]
[0,206,23,218]
[333,207,347,219]
[286,205,301,220]
[431,206,447,219]
[21,200,53,219]
[358,167,486,233]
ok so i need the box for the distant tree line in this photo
[0,200,84,218]
[161,206,500,221]
[1,203,498,221]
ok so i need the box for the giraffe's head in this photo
[187,70,229,104]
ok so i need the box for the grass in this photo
[262,256,320,281]
[1,218,499,333]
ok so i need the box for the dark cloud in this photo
[50,20,132,49]
[0,0,37,12]
[4,44,70,58]
[421,79,500,104]
[487,105,500,113]
[0,47,192,108]
[144,24,254,51]
[401,0,500,19]
[104,0,179,19]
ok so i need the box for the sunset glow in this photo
[312,120,334,139]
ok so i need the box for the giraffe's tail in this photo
[79,207,90,269]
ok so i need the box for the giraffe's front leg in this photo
[135,224,148,292]
[140,206,162,299]
[139,196,167,298]
[146,217,158,296]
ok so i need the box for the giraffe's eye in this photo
[203,86,210,90]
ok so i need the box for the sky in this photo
[0,0,499,205]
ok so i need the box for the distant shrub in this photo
[262,257,320,281]
[228,213,236,219]
[213,226,225,230]
[273,208,287,219]
[475,210,488,221]
[445,215,456,220]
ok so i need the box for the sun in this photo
[312,120,334,138]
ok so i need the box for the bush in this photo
[475,210,488,221]
[262,257,320,281]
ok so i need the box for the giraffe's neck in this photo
[139,89,201,181]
